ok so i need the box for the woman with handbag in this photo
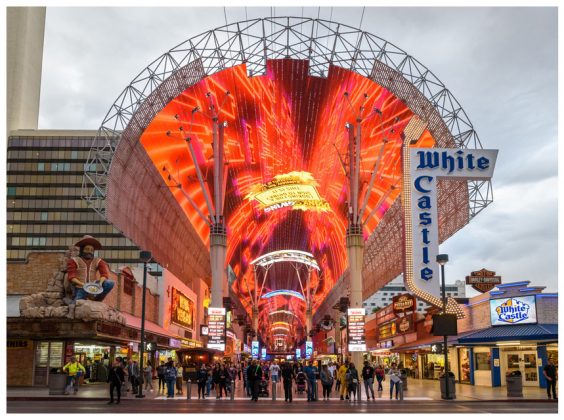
[346,362,360,401]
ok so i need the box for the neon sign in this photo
[261,290,306,301]
[402,118,498,313]
[246,171,331,213]
[171,287,194,331]
[490,296,537,326]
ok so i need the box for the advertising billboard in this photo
[490,295,537,326]
[251,341,259,359]
[171,287,195,331]
[347,308,366,352]
[296,348,301,359]
[305,341,313,359]
[207,307,226,351]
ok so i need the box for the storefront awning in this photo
[457,324,558,344]
[391,331,476,352]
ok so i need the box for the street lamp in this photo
[136,250,152,399]
[436,253,452,400]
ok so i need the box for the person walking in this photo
[63,356,86,395]
[362,361,375,400]
[164,361,177,398]
[375,364,385,392]
[128,360,140,394]
[214,364,230,399]
[157,361,166,393]
[107,358,125,404]
[270,360,280,384]
[247,360,263,401]
[388,363,402,400]
[346,362,360,401]
[175,363,184,395]
[281,361,295,402]
[338,361,349,400]
[196,363,209,399]
[143,361,154,392]
[205,365,213,396]
[543,358,558,400]
[242,362,251,397]
[320,364,334,400]
[303,361,318,402]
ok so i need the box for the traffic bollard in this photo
[230,380,235,400]
[187,379,191,400]
[358,381,362,402]
[399,382,404,401]
[272,380,276,400]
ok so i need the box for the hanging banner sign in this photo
[305,341,313,359]
[251,341,259,359]
[207,307,226,351]
[347,308,366,352]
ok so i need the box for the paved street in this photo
[6,378,558,413]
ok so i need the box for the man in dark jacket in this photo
[281,362,296,402]
[362,361,375,400]
[246,360,263,401]
[303,361,318,401]
[196,363,209,399]
[107,359,125,404]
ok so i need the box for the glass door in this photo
[522,353,538,386]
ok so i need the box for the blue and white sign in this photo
[490,295,537,326]
[296,348,301,359]
[305,341,313,359]
[261,348,267,359]
[251,341,259,359]
[408,148,498,298]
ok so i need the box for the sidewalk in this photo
[6,378,556,402]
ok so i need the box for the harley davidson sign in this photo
[465,268,502,293]
[392,294,416,315]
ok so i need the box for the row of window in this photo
[7,149,91,160]
[7,224,120,234]
[7,211,103,222]
[8,199,89,209]
[7,186,86,197]
[8,236,135,247]
[6,249,143,261]
[8,136,101,148]
[7,174,84,184]
[7,162,96,172]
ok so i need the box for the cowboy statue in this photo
[67,235,114,302]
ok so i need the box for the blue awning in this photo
[457,324,558,344]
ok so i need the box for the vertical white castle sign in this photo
[401,119,498,314]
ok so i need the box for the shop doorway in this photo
[505,351,538,386]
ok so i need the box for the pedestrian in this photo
[346,362,359,401]
[281,361,295,402]
[328,362,337,384]
[247,359,263,401]
[362,361,375,400]
[157,361,166,393]
[206,365,213,396]
[196,363,209,399]
[228,363,237,394]
[375,364,385,392]
[144,361,154,392]
[320,364,334,400]
[128,360,140,394]
[543,358,558,400]
[303,360,318,402]
[107,358,125,404]
[175,362,184,395]
[334,363,341,393]
[242,361,251,396]
[270,360,280,383]
[164,360,177,398]
[214,363,230,399]
[338,361,349,400]
[263,362,270,381]
[63,356,86,395]
[388,362,402,400]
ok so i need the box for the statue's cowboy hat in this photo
[74,235,102,250]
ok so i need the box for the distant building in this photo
[363,276,466,313]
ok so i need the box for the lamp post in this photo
[436,253,451,400]
[136,250,152,398]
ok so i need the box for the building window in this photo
[38,162,45,171]
[40,212,48,221]
[7,186,16,196]
[474,352,491,371]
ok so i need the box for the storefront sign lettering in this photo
[465,268,502,293]
[392,294,416,315]
[490,296,537,326]
[171,287,195,331]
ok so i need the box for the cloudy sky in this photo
[37,6,558,295]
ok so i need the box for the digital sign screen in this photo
[347,308,366,352]
[296,348,301,359]
[251,341,259,359]
[305,341,313,359]
[490,296,537,326]
[207,307,226,351]
[261,348,267,359]
[171,287,195,331]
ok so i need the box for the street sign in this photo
[144,342,158,352]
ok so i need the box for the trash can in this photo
[48,370,68,395]
[439,371,456,399]
[506,370,523,397]
[400,369,408,391]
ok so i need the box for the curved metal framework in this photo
[83,16,493,304]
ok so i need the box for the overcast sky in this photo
[37,7,558,295]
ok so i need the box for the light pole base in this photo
[135,394,146,398]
